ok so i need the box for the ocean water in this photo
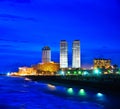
[0,76,119,109]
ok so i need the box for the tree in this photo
[113,64,119,74]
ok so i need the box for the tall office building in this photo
[60,40,68,68]
[72,40,81,68]
[42,46,51,63]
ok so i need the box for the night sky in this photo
[0,0,120,72]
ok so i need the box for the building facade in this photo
[60,40,68,68]
[36,62,60,75]
[17,67,36,76]
[94,58,111,69]
[42,46,51,63]
[72,40,81,68]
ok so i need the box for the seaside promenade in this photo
[24,74,120,93]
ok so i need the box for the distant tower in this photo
[72,40,81,68]
[60,40,68,68]
[42,46,51,63]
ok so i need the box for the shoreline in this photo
[24,75,120,95]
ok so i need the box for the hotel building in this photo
[60,40,68,68]
[72,40,81,68]
[42,46,51,63]
[94,58,111,69]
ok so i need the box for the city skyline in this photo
[0,0,120,72]
[0,38,120,72]
[0,1,120,109]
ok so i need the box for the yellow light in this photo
[19,74,26,76]
[104,72,108,74]
[47,84,56,90]
[25,78,31,81]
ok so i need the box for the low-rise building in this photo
[94,58,111,69]
[35,62,60,75]
[16,67,37,76]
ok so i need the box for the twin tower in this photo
[42,40,81,69]
[60,40,81,68]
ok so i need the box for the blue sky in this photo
[0,0,120,72]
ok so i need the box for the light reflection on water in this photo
[0,76,116,109]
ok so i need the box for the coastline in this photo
[24,75,120,95]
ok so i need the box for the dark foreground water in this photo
[0,76,119,109]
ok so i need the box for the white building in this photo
[72,40,81,68]
[60,40,68,68]
[42,46,51,63]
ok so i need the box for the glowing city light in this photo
[6,72,10,76]
[78,71,82,75]
[78,89,86,96]
[104,72,108,74]
[83,71,89,76]
[25,78,31,81]
[67,88,74,95]
[67,71,70,74]
[47,84,56,90]
[96,93,103,97]
[19,74,27,76]
[60,71,65,75]
[118,69,120,74]
[94,69,99,73]
[93,68,101,75]
[108,70,111,73]
[96,93,105,101]
[74,71,77,75]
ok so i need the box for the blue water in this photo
[0,76,119,109]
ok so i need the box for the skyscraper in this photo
[42,46,51,63]
[60,40,68,68]
[72,40,81,68]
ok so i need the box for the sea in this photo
[0,76,120,109]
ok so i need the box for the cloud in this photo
[0,40,39,51]
[0,14,37,22]
[0,0,31,3]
